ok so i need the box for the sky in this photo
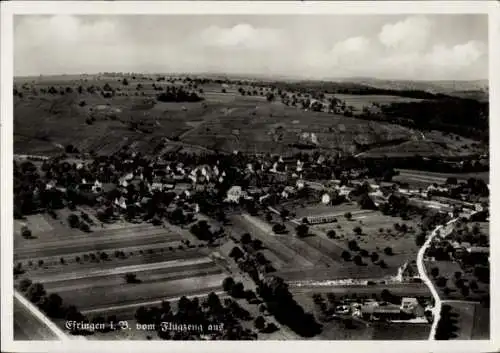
[14,14,488,80]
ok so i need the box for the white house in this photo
[226,186,243,203]
[321,193,331,205]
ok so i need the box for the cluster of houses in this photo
[334,296,428,323]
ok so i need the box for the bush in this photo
[327,230,336,239]
[344,212,352,220]
[353,226,362,235]
[430,267,439,278]
[383,247,393,256]
[353,255,363,266]
[124,273,138,284]
[19,278,33,292]
[348,240,359,251]
[272,223,287,234]
[241,233,252,244]
[341,251,351,261]
[222,277,235,292]
[296,224,309,237]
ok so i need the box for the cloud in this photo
[13,15,487,80]
[199,24,282,50]
[378,16,432,52]
[425,40,486,69]
[331,36,370,55]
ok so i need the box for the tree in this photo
[222,277,235,292]
[431,267,440,278]
[231,282,245,298]
[353,255,363,266]
[416,234,426,247]
[45,293,64,318]
[79,221,90,232]
[327,230,336,239]
[436,276,447,287]
[272,223,287,234]
[19,278,32,292]
[454,271,462,281]
[370,252,379,263]
[135,306,149,324]
[383,247,393,256]
[446,177,458,185]
[296,224,309,238]
[21,226,32,239]
[26,283,46,304]
[229,246,244,261]
[358,193,377,210]
[124,273,138,284]
[461,286,470,297]
[252,239,263,250]
[122,78,129,86]
[241,233,252,245]
[353,226,362,235]
[68,214,80,228]
[254,316,266,331]
[341,251,351,261]
[344,212,352,220]
[348,240,359,251]
[379,260,387,268]
[381,289,393,303]
[469,280,478,291]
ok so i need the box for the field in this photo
[394,169,490,186]
[228,202,420,282]
[15,75,486,159]
[14,76,428,157]
[424,259,489,302]
[333,93,423,111]
[443,302,490,340]
[311,208,420,276]
[14,210,230,329]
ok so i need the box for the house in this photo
[466,246,489,254]
[321,193,331,205]
[360,303,402,321]
[400,297,419,312]
[226,186,243,203]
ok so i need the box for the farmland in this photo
[333,93,423,111]
[14,76,434,158]
[310,208,421,275]
[14,209,229,332]
[440,302,490,340]
[394,169,490,186]
[227,202,421,282]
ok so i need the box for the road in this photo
[13,290,70,341]
[417,211,477,341]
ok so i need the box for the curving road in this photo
[417,212,477,341]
